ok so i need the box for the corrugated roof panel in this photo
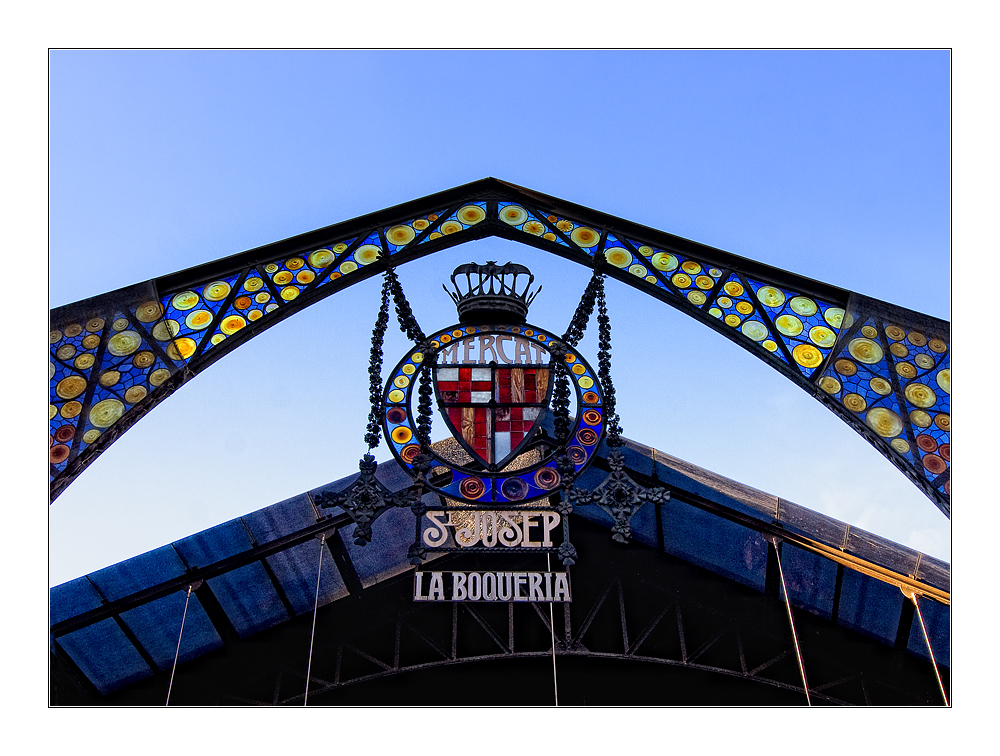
[242,493,318,544]
[173,518,254,567]
[88,545,187,601]
[50,577,103,626]
[573,500,617,531]
[629,498,659,549]
[778,543,839,620]
[661,497,769,592]
[264,540,348,615]
[205,563,290,637]
[343,506,414,588]
[907,596,950,668]
[119,592,224,668]
[57,619,152,695]
[836,568,904,644]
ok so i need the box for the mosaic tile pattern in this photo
[50,186,949,514]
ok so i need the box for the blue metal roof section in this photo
[50,437,950,697]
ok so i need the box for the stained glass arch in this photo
[49,178,950,514]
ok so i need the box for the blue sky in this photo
[48,50,951,585]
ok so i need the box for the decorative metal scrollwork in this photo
[570,449,669,544]
[315,455,393,545]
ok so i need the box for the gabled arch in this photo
[49,178,950,514]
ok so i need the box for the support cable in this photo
[165,583,194,706]
[304,534,326,706]
[905,589,949,705]
[772,539,811,706]
[547,552,559,706]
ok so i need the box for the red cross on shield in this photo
[434,333,553,469]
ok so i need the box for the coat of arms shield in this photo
[434,332,552,469]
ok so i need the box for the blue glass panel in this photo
[50,577,104,625]
[497,201,561,245]
[156,279,235,365]
[205,563,289,637]
[836,568,904,644]
[777,544,838,620]
[57,619,152,695]
[432,203,488,245]
[386,212,447,252]
[660,497,768,591]
[907,596,950,668]
[342,506,413,588]
[322,231,384,284]
[119,592,223,668]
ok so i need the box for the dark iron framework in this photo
[50,506,949,706]
[49,178,951,513]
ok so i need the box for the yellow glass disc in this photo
[789,297,817,317]
[809,326,836,348]
[203,281,231,301]
[501,206,528,225]
[220,315,246,335]
[570,227,599,247]
[823,308,845,329]
[904,382,937,409]
[775,315,803,337]
[172,291,200,310]
[89,398,125,429]
[848,338,883,365]
[818,376,841,394]
[386,225,416,246]
[937,368,950,394]
[391,426,413,444]
[792,344,823,368]
[865,407,903,438]
[843,393,867,412]
[756,286,786,309]
[605,248,632,267]
[651,252,678,271]
[869,377,892,395]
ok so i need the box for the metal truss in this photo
[212,567,946,707]
[50,178,950,514]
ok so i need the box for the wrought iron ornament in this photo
[322,259,669,559]
[321,264,432,545]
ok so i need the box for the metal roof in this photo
[50,436,949,699]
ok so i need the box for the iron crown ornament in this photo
[382,262,607,506]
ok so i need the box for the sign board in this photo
[413,570,571,603]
